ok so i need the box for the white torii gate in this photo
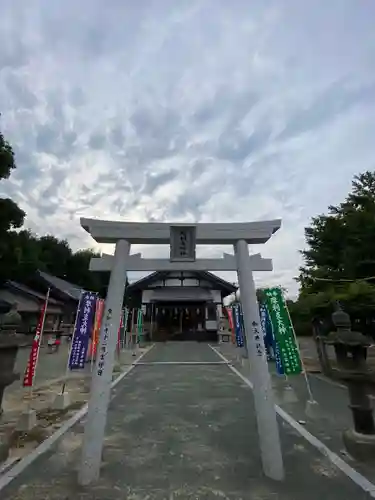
[89,251,273,272]
[78,218,284,485]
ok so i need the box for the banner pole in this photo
[281,289,316,403]
[26,287,51,408]
[61,291,83,394]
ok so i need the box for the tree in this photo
[0,129,25,230]
[66,249,110,297]
[0,126,26,284]
[37,235,73,277]
[0,128,16,180]
[298,171,375,290]
[296,171,375,335]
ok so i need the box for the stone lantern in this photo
[0,304,28,415]
[325,304,375,461]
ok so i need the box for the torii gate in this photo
[78,217,284,485]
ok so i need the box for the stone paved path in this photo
[0,342,373,499]
[216,341,375,485]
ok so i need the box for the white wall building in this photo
[125,270,236,342]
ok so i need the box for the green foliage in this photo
[294,171,375,335]
[0,198,25,233]
[0,129,16,181]
[0,228,109,295]
[0,126,25,233]
[0,125,26,284]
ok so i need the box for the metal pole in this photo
[282,289,316,403]
[234,239,284,481]
[78,239,130,486]
[28,288,51,408]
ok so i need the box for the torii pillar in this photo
[78,218,284,485]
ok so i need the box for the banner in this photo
[122,307,129,347]
[90,298,104,358]
[117,309,124,347]
[225,307,235,343]
[23,289,50,387]
[232,304,244,348]
[273,335,285,376]
[259,303,274,360]
[264,287,302,375]
[68,291,97,370]
[259,302,284,374]
[136,309,143,342]
[124,308,129,334]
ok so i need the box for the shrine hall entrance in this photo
[153,302,216,342]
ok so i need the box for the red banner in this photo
[117,310,124,346]
[226,307,236,344]
[90,298,104,357]
[23,289,50,387]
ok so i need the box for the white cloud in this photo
[1,0,375,298]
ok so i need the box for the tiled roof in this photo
[37,271,83,301]
[6,281,61,305]
[126,270,237,295]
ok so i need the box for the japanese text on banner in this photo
[232,304,244,348]
[68,292,97,370]
[23,289,50,387]
[97,307,112,377]
[259,302,283,374]
[264,287,302,375]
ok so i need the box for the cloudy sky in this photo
[1,0,374,297]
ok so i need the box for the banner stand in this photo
[17,288,51,432]
[284,297,319,416]
[59,292,83,399]
[55,291,97,410]
[264,287,319,413]
[280,289,317,410]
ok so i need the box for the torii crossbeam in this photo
[89,252,273,272]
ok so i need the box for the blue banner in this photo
[260,302,284,375]
[238,304,248,356]
[69,291,97,369]
[233,304,244,348]
[259,303,274,360]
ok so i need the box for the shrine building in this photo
[125,270,236,342]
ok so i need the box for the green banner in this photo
[263,287,302,375]
[136,309,143,340]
